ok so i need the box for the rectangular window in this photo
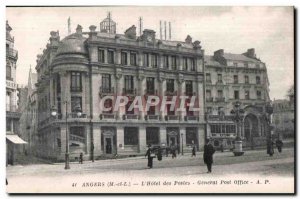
[234,75,238,84]
[256,76,261,84]
[186,128,197,145]
[167,104,175,115]
[146,77,155,94]
[206,90,211,98]
[257,91,262,99]
[151,54,158,67]
[217,90,223,98]
[234,62,238,67]
[146,127,159,145]
[245,75,249,84]
[185,80,193,95]
[245,90,250,100]
[57,97,61,114]
[190,58,196,71]
[217,74,222,83]
[124,127,138,145]
[98,49,105,63]
[166,79,175,93]
[57,74,61,94]
[70,127,85,139]
[147,106,155,115]
[124,75,134,94]
[206,73,211,83]
[144,53,149,67]
[171,56,177,70]
[130,52,137,66]
[70,72,82,92]
[71,96,82,112]
[102,74,111,92]
[6,118,11,131]
[183,57,188,70]
[234,90,239,99]
[6,65,11,80]
[163,55,169,69]
[107,49,114,64]
[121,51,127,65]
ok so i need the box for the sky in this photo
[6,6,294,100]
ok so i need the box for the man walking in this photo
[203,139,215,173]
[145,144,154,168]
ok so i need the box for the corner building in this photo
[36,15,205,161]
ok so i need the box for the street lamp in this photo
[181,133,184,155]
[230,101,245,156]
[51,102,81,170]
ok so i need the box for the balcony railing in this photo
[123,88,136,95]
[206,97,213,102]
[6,48,18,59]
[6,80,17,90]
[100,113,115,120]
[165,115,179,121]
[67,113,87,118]
[100,86,114,95]
[145,115,160,121]
[211,133,236,138]
[185,115,199,121]
[123,114,139,120]
[6,104,18,112]
[207,115,234,121]
[165,90,177,96]
[215,97,225,102]
[70,134,85,143]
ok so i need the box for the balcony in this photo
[100,113,116,120]
[211,133,236,138]
[6,80,17,90]
[6,105,21,118]
[185,115,199,121]
[206,97,214,102]
[123,88,136,95]
[206,115,234,121]
[215,97,225,102]
[67,113,87,118]
[145,115,160,121]
[165,90,177,96]
[165,115,179,121]
[123,114,139,120]
[6,104,18,112]
[100,86,114,95]
[6,48,18,59]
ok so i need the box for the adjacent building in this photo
[6,21,26,165]
[35,15,205,161]
[272,86,295,138]
[204,49,272,149]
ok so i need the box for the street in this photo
[6,147,295,193]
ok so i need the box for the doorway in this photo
[105,137,112,154]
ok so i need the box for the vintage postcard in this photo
[5,6,295,194]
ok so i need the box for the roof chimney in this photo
[76,25,82,34]
[214,49,224,58]
[244,48,256,58]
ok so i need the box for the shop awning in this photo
[6,134,27,144]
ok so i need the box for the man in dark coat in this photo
[145,145,153,168]
[267,139,274,156]
[157,146,162,161]
[191,145,196,157]
[203,139,215,173]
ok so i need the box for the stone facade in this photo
[204,49,271,150]
[35,15,205,161]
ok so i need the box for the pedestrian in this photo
[157,146,162,161]
[220,143,224,153]
[275,139,283,153]
[203,139,215,173]
[267,139,274,156]
[79,152,83,164]
[191,145,196,157]
[145,144,154,168]
[171,145,177,159]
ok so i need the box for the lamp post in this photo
[51,102,82,170]
[181,133,184,155]
[230,101,245,156]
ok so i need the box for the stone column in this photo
[178,76,185,121]
[138,51,143,67]
[116,126,124,154]
[138,74,145,120]
[139,126,147,153]
[196,75,205,122]
[178,55,183,71]
[60,71,71,118]
[198,125,205,151]
[115,73,123,120]
[104,49,108,64]
[85,125,91,156]
[49,76,54,107]
[93,125,102,156]
[91,72,101,119]
[158,77,166,121]
[159,126,167,145]
[159,53,164,69]
[116,49,121,65]
[179,127,186,152]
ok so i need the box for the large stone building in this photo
[204,49,272,149]
[272,86,294,138]
[6,21,26,165]
[35,15,205,161]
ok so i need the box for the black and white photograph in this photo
[5,5,295,194]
